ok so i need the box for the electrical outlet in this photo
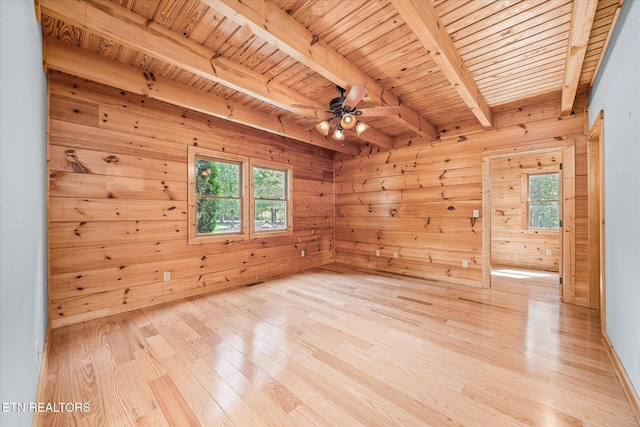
[393,252,398,259]
[301,250,305,257]
[375,250,380,257]
[546,249,552,256]
[462,260,469,268]
[473,210,479,218]
[163,271,171,282]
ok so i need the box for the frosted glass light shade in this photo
[340,113,356,129]
[355,121,369,136]
[332,127,345,140]
[315,120,330,136]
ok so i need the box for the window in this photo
[527,173,560,228]
[252,163,290,234]
[188,147,291,243]
[195,158,242,235]
[189,148,248,243]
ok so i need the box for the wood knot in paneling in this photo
[64,149,93,174]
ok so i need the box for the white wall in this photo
[589,0,640,397]
[0,1,48,426]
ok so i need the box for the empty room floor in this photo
[39,264,637,426]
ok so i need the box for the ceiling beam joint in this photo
[43,37,360,155]
[204,0,437,141]
[390,0,493,130]
[561,0,598,116]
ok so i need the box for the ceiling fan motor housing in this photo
[329,96,347,113]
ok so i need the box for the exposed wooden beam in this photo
[203,0,438,141]
[43,37,360,155]
[37,0,317,117]
[561,0,598,116]
[39,0,393,150]
[390,0,493,130]
[39,0,328,118]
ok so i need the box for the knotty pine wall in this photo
[48,72,335,328]
[491,151,561,271]
[335,93,592,305]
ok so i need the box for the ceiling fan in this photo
[292,85,400,140]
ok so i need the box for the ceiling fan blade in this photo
[358,106,400,117]
[342,85,368,110]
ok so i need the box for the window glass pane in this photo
[253,167,285,199]
[529,173,559,201]
[254,200,286,231]
[196,198,218,234]
[195,159,239,197]
[528,172,560,229]
[529,201,559,228]
[197,198,241,234]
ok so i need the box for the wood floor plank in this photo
[159,354,235,426]
[38,265,639,426]
[116,358,166,424]
[90,338,139,426]
[148,374,201,427]
[187,358,269,427]
[461,382,583,426]
[199,347,294,426]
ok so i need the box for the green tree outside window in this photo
[195,158,242,234]
[253,167,287,231]
[528,173,560,228]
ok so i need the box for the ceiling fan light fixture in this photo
[332,126,345,141]
[315,120,331,136]
[298,85,397,141]
[355,121,369,136]
[340,113,357,130]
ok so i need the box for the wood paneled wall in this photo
[335,93,591,304]
[47,72,335,328]
[47,72,595,323]
[490,151,561,271]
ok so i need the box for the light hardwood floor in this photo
[39,264,637,426]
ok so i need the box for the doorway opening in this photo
[482,144,575,303]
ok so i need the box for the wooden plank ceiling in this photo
[38,0,622,151]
